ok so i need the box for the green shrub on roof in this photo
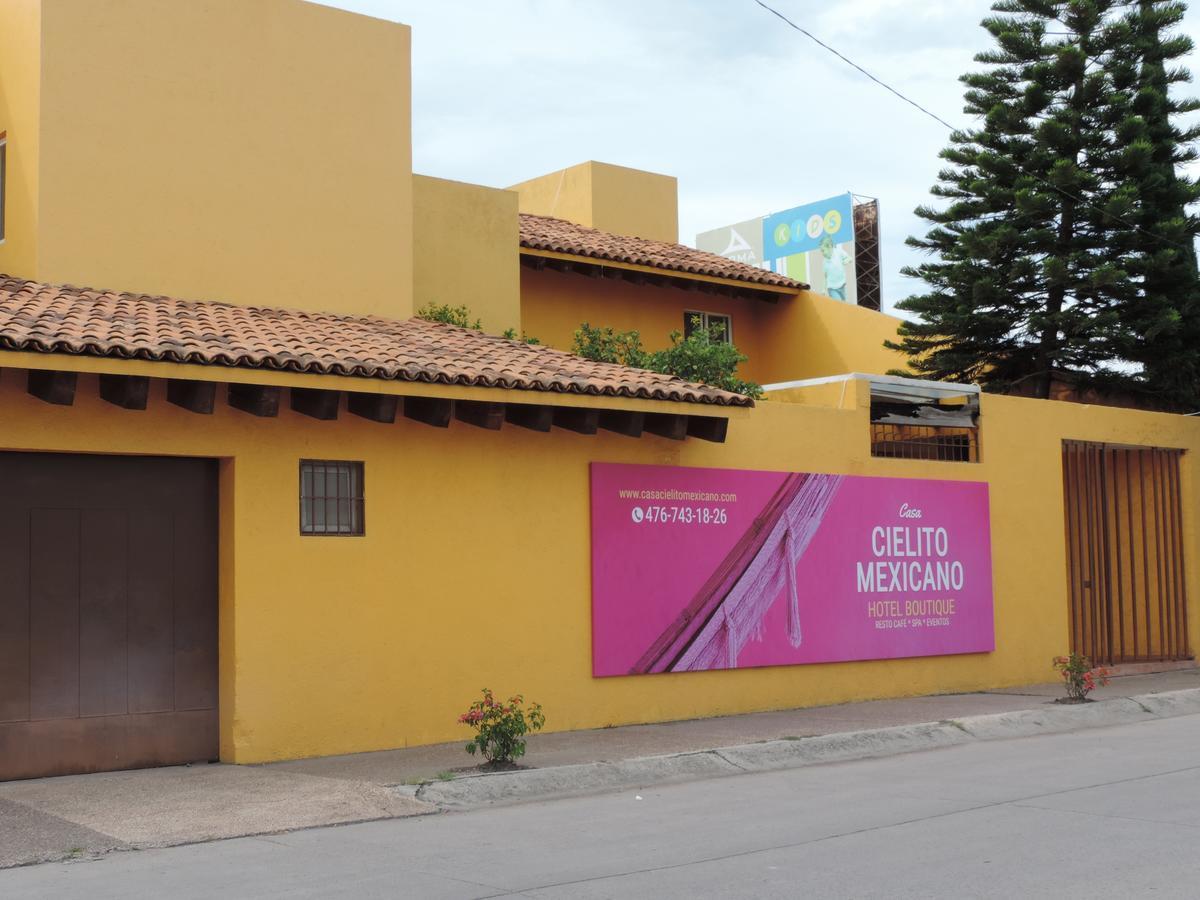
[573,317,761,399]
[417,302,482,331]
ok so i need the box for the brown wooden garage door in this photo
[0,453,218,781]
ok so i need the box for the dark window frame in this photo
[299,459,365,536]
[683,310,732,344]
[0,133,7,243]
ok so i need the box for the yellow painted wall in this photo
[413,175,520,335]
[756,290,908,383]
[521,268,907,385]
[0,0,1194,769]
[768,378,858,409]
[29,0,413,319]
[520,267,779,384]
[510,161,679,243]
[0,0,41,278]
[588,162,679,243]
[0,360,1195,764]
[510,163,594,236]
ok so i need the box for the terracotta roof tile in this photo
[518,213,806,290]
[0,276,753,407]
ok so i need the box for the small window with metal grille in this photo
[869,400,980,463]
[300,460,364,535]
[870,423,979,462]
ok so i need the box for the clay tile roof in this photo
[518,213,807,290]
[0,276,753,407]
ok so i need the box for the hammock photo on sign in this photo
[589,462,994,677]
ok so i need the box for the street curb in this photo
[413,687,1200,810]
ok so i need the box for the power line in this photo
[753,0,1196,255]
[753,0,958,132]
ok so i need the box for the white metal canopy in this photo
[762,373,980,405]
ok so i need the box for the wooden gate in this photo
[0,452,218,781]
[1062,442,1190,665]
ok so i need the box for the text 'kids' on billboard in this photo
[590,462,994,677]
[696,192,858,304]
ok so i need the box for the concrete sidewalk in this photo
[3,668,1198,869]
[270,668,1200,785]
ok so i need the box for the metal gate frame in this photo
[1062,441,1190,665]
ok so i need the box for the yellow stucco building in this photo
[0,0,1194,780]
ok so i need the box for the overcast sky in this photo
[317,0,1200,315]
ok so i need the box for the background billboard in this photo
[697,192,878,308]
[763,193,854,254]
[590,462,994,677]
[697,216,764,268]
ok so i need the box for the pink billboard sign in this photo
[590,462,994,677]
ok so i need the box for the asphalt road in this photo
[5,714,1200,899]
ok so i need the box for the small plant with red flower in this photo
[1052,653,1110,703]
[458,688,545,767]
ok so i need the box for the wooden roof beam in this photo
[552,406,599,435]
[99,374,149,410]
[291,387,340,421]
[404,396,452,428]
[505,403,553,432]
[644,412,688,441]
[455,400,505,430]
[347,392,398,424]
[28,369,76,406]
[167,379,216,414]
[687,416,729,443]
[228,383,280,417]
[598,409,644,438]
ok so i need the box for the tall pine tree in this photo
[1105,0,1200,405]
[891,0,1199,402]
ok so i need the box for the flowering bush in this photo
[458,689,545,765]
[1053,653,1111,702]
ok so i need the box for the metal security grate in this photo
[300,460,364,535]
[870,423,978,463]
[1062,442,1190,664]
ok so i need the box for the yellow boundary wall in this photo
[0,368,1195,763]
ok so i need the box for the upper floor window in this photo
[684,311,732,344]
[300,460,365,535]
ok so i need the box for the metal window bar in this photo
[299,460,364,536]
[869,423,978,463]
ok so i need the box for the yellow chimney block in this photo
[509,161,678,243]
